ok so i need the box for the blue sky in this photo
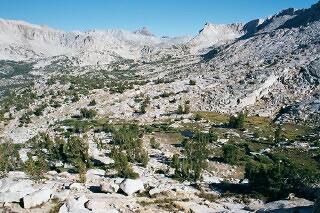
[0,0,317,36]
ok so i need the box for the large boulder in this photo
[119,179,144,196]
[308,58,320,79]
[53,190,70,201]
[86,169,105,176]
[257,198,314,213]
[23,188,52,209]
[85,199,119,213]
[0,179,36,203]
[69,183,86,191]
[59,195,90,213]
[100,180,119,193]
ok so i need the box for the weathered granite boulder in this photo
[23,188,53,209]
[100,180,119,193]
[119,179,144,196]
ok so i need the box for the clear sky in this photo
[0,0,318,36]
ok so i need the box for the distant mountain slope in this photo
[0,19,191,65]
[0,2,317,65]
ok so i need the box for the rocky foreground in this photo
[0,163,316,213]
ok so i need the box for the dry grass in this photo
[195,111,230,124]
[196,191,219,202]
[152,132,183,145]
[138,198,184,211]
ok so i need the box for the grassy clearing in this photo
[281,123,312,141]
[138,198,184,211]
[244,115,274,138]
[271,148,320,172]
[195,111,229,124]
[196,191,218,202]
[179,122,202,132]
[152,132,183,145]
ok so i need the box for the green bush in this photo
[19,111,33,126]
[229,112,246,129]
[71,93,80,102]
[64,136,90,166]
[112,124,149,167]
[245,155,320,200]
[111,148,139,179]
[177,105,184,114]
[193,130,218,143]
[75,159,87,183]
[33,104,47,116]
[80,108,97,119]
[189,80,196,85]
[150,137,160,149]
[24,154,49,179]
[160,92,174,98]
[222,144,244,165]
[95,138,106,151]
[274,125,282,143]
[194,113,202,121]
[172,135,209,181]
[184,102,190,114]
[140,96,150,114]
[27,134,91,178]
[88,100,96,106]
[137,149,149,167]
[0,142,21,177]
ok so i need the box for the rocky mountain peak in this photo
[280,1,320,29]
[133,27,155,36]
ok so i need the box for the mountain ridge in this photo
[2,1,319,65]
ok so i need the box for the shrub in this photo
[71,93,79,102]
[245,155,320,200]
[194,113,202,121]
[64,136,91,167]
[193,130,218,143]
[112,124,140,147]
[24,154,49,179]
[19,112,31,126]
[274,125,282,143]
[88,100,96,106]
[189,80,196,85]
[111,124,149,167]
[140,96,150,114]
[111,148,139,179]
[222,144,244,165]
[160,92,174,98]
[177,105,184,114]
[137,149,149,167]
[184,102,190,114]
[229,112,246,129]
[172,135,209,181]
[80,108,97,119]
[75,159,87,183]
[33,104,47,116]
[171,154,180,169]
[30,133,66,162]
[0,142,21,177]
[150,137,160,149]
[27,134,91,178]
[95,138,106,150]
